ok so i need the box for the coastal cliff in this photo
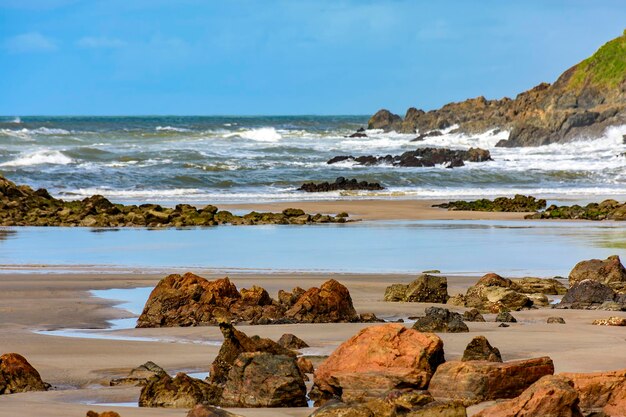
[369,30,626,147]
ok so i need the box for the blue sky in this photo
[1,0,625,116]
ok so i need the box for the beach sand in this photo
[1,271,625,417]
[222,199,530,221]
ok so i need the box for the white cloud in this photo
[4,32,57,53]
[76,36,127,49]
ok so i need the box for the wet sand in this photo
[1,271,626,416]
[222,199,530,221]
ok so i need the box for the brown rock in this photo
[384,275,450,303]
[461,336,502,362]
[562,368,626,416]
[464,273,533,313]
[368,109,403,132]
[592,316,626,326]
[495,311,517,323]
[138,372,221,408]
[86,412,122,417]
[569,255,626,291]
[557,279,616,309]
[285,279,359,323]
[277,333,309,349]
[412,307,469,333]
[297,357,314,375]
[428,357,555,405]
[186,404,245,417]
[209,322,296,385]
[0,353,49,394]
[462,309,485,322]
[511,277,568,295]
[310,324,444,405]
[547,317,566,324]
[220,352,307,408]
[473,375,583,417]
[110,361,167,386]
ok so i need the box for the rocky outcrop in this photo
[220,352,307,407]
[428,357,555,405]
[412,307,469,333]
[137,274,367,327]
[309,324,445,405]
[284,279,360,323]
[461,336,502,362]
[526,200,626,221]
[209,322,296,385]
[592,316,626,326]
[473,375,583,417]
[556,280,618,310]
[138,372,221,408]
[277,334,309,350]
[298,177,384,192]
[368,109,403,132]
[327,147,491,168]
[463,273,533,313]
[510,277,568,295]
[0,353,49,394]
[495,311,517,323]
[110,361,167,386]
[187,405,244,417]
[462,309,485,322]
[369,31,626,147]
[561,368,626,416]
[569,255,626,291]
[434,195,546,212]
[0,175,350,227]
[384,275,449,303]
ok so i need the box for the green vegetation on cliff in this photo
[569,29,626,89]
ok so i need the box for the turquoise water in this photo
[2,220,625,276]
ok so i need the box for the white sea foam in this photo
[0,150,73,167]
[240,127,283,142]
[11,116,21,124]
[156,125,191,132]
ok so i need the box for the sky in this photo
[1,0,625,116]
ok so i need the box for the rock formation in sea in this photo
[526,199,626,221]
[298,177,384,192]
[0,174,351,227]
[434,195,547,212]
[136,273,374,327]
[367,30,626,147]
[327,147,491,168]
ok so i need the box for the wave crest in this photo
[0,150,73,167]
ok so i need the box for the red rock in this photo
[473,375,582,417]
[285,279,359,323]
[310,323,444,404]
[428,357,555,405]
[561,368,626,416]
[0,353,49,394]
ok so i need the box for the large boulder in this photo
[310,324,445,405]
[473,375,583,417]
[284,279,359,323]
[561,368,626,416]
[0,353,49,394]
[557,279,617,309]
[428,357,555,405]
[462,309,486,322]
[569,255,626,291]
[110,361,167,386]
[384,275,449,303]
[138,372,221,408]
[368,109,403,131]
[277,333,309,349]
[412,307,469,333]
[220,352,307,407]
[511,277,568,295]
[464,273,533,313]
[187,405,244,417]
[209,322,296,385]
[461,336,502,362]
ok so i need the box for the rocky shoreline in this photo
[0,175,350,227]
[298,177,384,192]
[367,30,626,147]
[327,147,491,168]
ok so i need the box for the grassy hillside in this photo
[569,29,626,90]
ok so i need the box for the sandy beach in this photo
[1,269,626,417]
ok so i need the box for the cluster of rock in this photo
[327,147,491,168]
[434,195,547,212]
[136,273,379,327]
[412,307,469,333]
[0,174,349,227]
[137,323,312,409]
[448,273,566,313]
[0,353,49,395]
[384,274,450,303]
[298,177,384,192]
[367,30,626,147]
[526,199,626,221]
[557,255,626,310]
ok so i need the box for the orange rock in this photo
[309,323,444,404]
[473,375,582,417]
[0,353,49,394]
[285,279,359,323]
[592,316,626,326]
[561,368,626,416]
[428,357,555,405]
[86,412,122,417]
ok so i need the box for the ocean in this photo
[0,115,625,205]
